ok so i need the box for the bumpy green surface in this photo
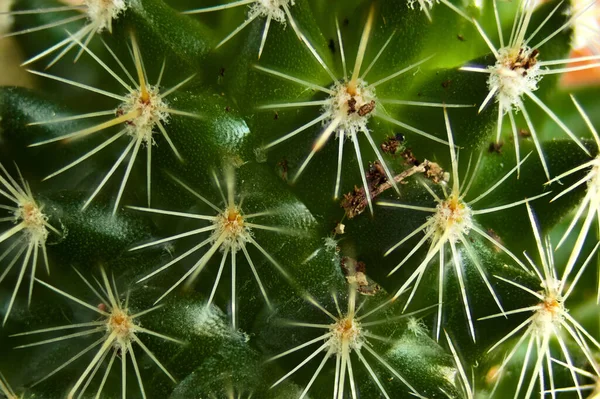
[1,0,600,398]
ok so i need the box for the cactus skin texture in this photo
[2,0,600,397]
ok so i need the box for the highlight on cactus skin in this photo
[11,267,181,399]
[377,107,549,342]
[461,0,600,179]
[0,163,60,325]
[256,4,473,213]
[2,0,600,397]
[1,0,127,68]
[269,284,420,399]
[479,202,600,399]
[183,0,301,59]
[26,32,197,214]
[129,167,289,328]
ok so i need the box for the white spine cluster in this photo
[118,86,169,145]
[322,80,377,139]
[488,46,542,112]
[250,0,294,24]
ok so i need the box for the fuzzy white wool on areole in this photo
[531,279,565,336]
[488,47,542,111]
[14,201,49,244]
[250,0,294,23]
[118,86,169,144]
[426,195,473,244]
[107,308,137,350]
[211,206,253,251]
[328,316,364,354]
[322,80,376,138]
[84,0,127,32]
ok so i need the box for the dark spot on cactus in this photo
[328,39,336,54]
[358,100,376,116]
[273,111,279,120]
[457,34,465,42]
[343,18,349,26]
[347,97,357,114]
[442,79,452,89]
[381,138,398,155]
[381,135,405,156]
[488,141,503,154]
[512,48,539,76]
[340,256,380,296]
[519,128,531,137]
[225,106,231,112]
[219,67,225,77]
[116,108,135,126]
[277,159,288,181]
[487,228,504,252]
[424,161,446,184]
[400,147,419,166]
[368,161,387,186]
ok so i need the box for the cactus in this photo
[1,0,600,397]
